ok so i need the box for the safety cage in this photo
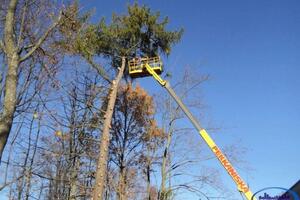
[128,56,163,78]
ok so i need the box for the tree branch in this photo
[19,12,62,62]
[0,175,24,191]
[84,55,112,84]
[17,0,28,48]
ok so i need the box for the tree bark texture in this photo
[117,167,127,200]
[92,57,126,200]
[0,0,62,160]
[0,0,19,161]
[160,118,174,200]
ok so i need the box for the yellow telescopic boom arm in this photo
[144,63,256,200]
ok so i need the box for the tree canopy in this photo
[58,3,183,80]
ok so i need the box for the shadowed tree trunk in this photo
[92,57,126,200]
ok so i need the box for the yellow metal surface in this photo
[199,129,256,200]
[144,63,166,86]
[199,129,216,148]
[128,57,163,78]
[245,190,256,200]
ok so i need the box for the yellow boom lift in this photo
[128,56,256,200]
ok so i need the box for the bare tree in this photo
[0,0,77,160]
[104,83,164,200]
[156,67,226,199]
[36,68,105,200]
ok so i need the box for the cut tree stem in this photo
[92,57,126,200]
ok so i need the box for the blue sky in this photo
[84,0,300,198]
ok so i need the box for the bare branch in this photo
[84,56,112,84]
[19,12,62,63]
[17,0,28,48]
[0,175,24,191]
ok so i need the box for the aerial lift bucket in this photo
[128,56,163,78]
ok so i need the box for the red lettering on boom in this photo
[211,146,249,193]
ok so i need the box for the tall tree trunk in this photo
[160,126,174,200]
[68,104,78,200]
[0,0,19,161]
[146,163,151,200]
[92,57,126,200]
[69,157,80,200]
[25,116,41,200]
[145,145,152,200]
[117,167,127,200]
